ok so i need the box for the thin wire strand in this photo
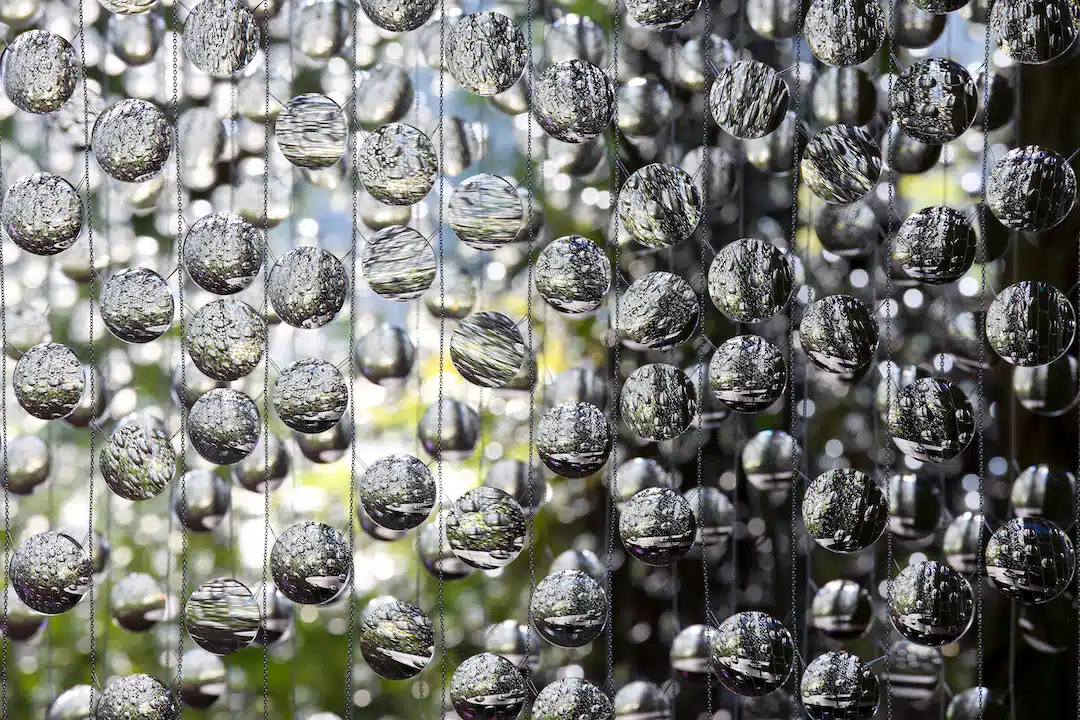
[77,0,99,694]
[437,0,448,714]
[346,0,361,714]
[884,2,898,716]
[606,0,622,698]
[0,59,8,720]
[698,0,713,715]
[786,1,804,693]
[261,4,274,716]
[172,0,189,703]
[523,0,538,694]
[977,7,992,714]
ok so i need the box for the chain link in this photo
[698,0,713,715]
[76,0,100,695]
[437,0,448,715]
[345,0,361,715]
[523,0,538,696]
[977,6,993,714]
[606,0,622,698]
[884,3,899,717]
[261,1,274,715]
[0,65,8,719]
[787,3,804,689]
[172,0,189,705]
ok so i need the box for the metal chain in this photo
[523,0,538,694]
[437,0,448,714]
[346,0,361,715]
[172,0,189,704]
[0,70,8,719]
[77,0,99,695]
[977,8,993,715]
[884,2,899,717]
[606,0,622,698]
[261,3,274,716]
[787,1,804,686]
[698,0,713,715]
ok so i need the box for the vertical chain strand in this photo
[786,3,804,686]
[437,0,448,715]
[261,2,274,716]
[77,0,99,695]
[172,0,189,705]
[977,6,993,712]
[346,0,361,715]
[524,0,538,696]
[698,0,713,715]
[0,78,8,720]
[884,2,898,717]
[606,0,622,698]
